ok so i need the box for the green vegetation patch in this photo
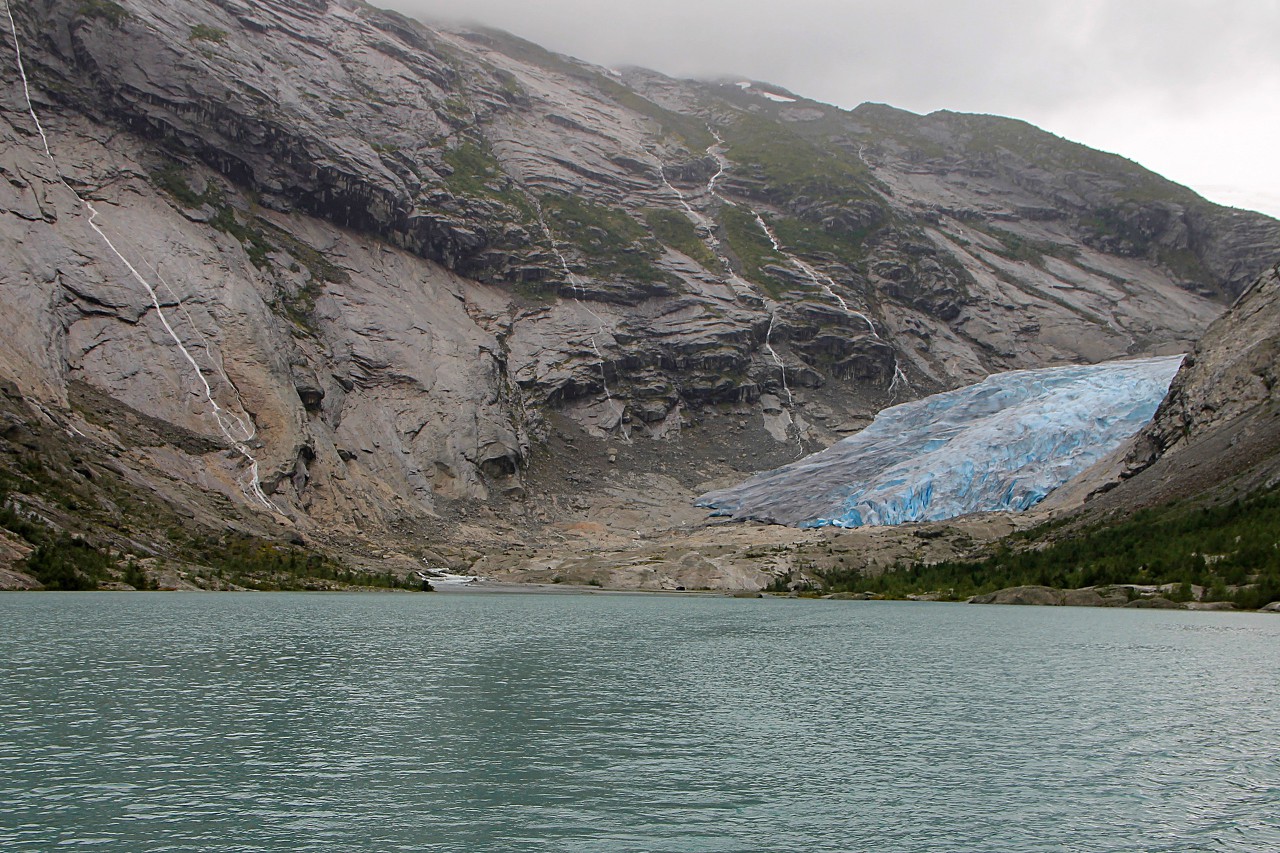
[718,204,789,297]
[175,531,417,591]
[847,103,951,161]
[440,140,536,222]
[209,205,273,270]
[0,391,415,593]
[23,533,116,590]
[1081,207,1212,284]
[1154,246,1213,284]
[820,488,1280,609]
[1,472,126,591]
[1,472,117,590]
[442,141,502,197]
[951,112,1200,206]
[77,0,130,27]
[256,221,351,337]
[151,164,274,270]
[152,163,210,208]
[542,194,667,283]
[979,225,1080,268]
[643,208,719,271]
[721,113,878,205]
[188,23,228,44]
[770,213,873,270]
[152,163,354,335]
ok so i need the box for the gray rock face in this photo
[0,0,1276,560]
[1069,264,1280,514]
[1123,596,1181,609]
[1128,266,1280,470]
[968,585,1064,606]
[1060,588,1126,607]
[969,585,1175,608]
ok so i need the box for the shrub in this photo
[188,24,228,44]
[24,534,114,590]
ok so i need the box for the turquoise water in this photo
[1,593,1277,852]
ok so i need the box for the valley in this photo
[0,0,1277,599]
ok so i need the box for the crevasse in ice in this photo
[696,355,1183,528]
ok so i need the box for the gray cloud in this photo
[382,0,1280,216]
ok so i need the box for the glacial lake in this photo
[1,592,1277,852]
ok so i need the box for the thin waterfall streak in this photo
[85,205,275,509]
[657,163,701,224]
[707,129,730,199]
[890,363,911,399]
[753,211,861,321]
[588,337,611,401]
[764,313,803,456]
[147,261,255,442]
[3,1,276,511]
[749,207,912,396]
[763,312,793,406]
[526,189,623,428]
[694,131,766,302]
[3,1,51,161]
[687,129,800,414]
[652,150,744,290]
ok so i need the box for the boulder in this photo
[1061,587,1129,607]
[968,585,1063,606]
[1123,596,1183,609]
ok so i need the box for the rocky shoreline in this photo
[964,584,1279,612]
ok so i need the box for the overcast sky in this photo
[382,0,1280,218]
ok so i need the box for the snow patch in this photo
[731,80,798,103]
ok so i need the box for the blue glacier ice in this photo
[696,355,1184,528]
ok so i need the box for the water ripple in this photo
[1,593,1277,851]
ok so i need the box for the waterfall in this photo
[2,0,275,510]
[748,212,912,399]
[527,194,628,439]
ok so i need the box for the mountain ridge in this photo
[0,0,1276,589]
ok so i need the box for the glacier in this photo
[696,355,1184,528]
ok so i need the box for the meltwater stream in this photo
[2,592,1278,853]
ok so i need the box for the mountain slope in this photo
[1076,263,1280,515]
[0,0,1276,585]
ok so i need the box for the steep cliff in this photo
[0,0,1276,585]
[1074,264,1280,514]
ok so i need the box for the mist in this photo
[381,0,1280,217]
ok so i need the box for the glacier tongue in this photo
[697,355,1184,528]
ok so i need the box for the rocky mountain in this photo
[0,0,1277,587]
[1061,263,1280,517]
